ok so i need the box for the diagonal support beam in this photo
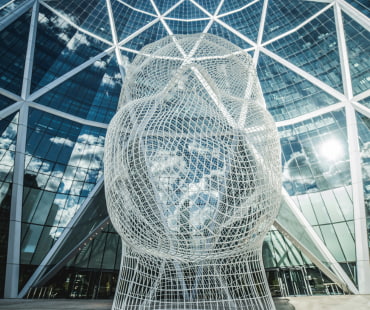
[273,221,350,293]
[280,189,359,294]
[0,0,35,32]
[18,177,104,298]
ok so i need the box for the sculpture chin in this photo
[104,33,281,310]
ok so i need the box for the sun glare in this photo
[319,138,344,161]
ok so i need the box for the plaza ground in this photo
[0,295,369,309]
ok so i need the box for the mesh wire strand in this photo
[104,33,281,310]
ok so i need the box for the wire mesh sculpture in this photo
[104,33,281,310]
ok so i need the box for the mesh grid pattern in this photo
[104,34,281,309]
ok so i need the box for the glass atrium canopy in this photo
[0,0,369,299]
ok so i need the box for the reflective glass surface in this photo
[31,5,110,93]
[0,112,18,297]
[343,11,370,96]
[36,54,121,123]
[267,7,343,93]
[263,0,328,42]
[0,9,31,94]
[280,110,350,195]
[0,0,29,19]
[42,0,112,41]
[21,109,106,267]
[0,95,14,111]
[220,0,263,42]
[357,112,370,249]
[258,54,338,122]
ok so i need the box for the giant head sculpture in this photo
[104,33,281,310]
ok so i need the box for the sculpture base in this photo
[112,246,275,310]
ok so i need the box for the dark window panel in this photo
[0,9,31,94]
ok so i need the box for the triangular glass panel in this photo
[359,97,370,110]
[342,11,370,96]
[219,0,264,42]
[112,0,158,43]
[265,7,343,93]
[263,0,329,42]
[20,108,106,279]
[43,0,112,41]
[0,8,31,95]
[356,112,370,231]
[0,112,19,296]
[278,109,350,195]
[47,185,109,271]
[166,18,210,35]
[0,111,18,186]
[276,196,356,284]
[207,21,252,49]
[115,0,157,14]
[36,53,121,123]
[166,0,209,19]
[31,5,110,93]
[37,222,121,298]
[263,227,312,268]
[123,20,168,51]
[0,95,15,111]
[257,53,338,122]
[152,0,183,14]
[193,0,220,15]
[219,0,258,15]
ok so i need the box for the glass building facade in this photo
[0,0,369,299]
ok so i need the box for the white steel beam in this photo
[21,0,38,100]
[106,0,127,83]
[0,87,22,102]
[215,18,257,47]
[202,0,224,33]
[4,103,28,298]
[276,102,345,128]
[334,3,370,294]
[4,1,38,296]
[0,0,35,32]
[353,89,370,103]
[281,190,359,294]
[18,177,104,298]
[0,101,23,121]
[336,0,370,32]
[27,101,108,129]
[253,0,269,66]
[352,101,370,120]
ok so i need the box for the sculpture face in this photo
[104,34,281,309]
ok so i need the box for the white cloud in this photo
[66,32,91,51]
[50,136,74,147]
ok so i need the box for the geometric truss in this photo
[0,0,369,298]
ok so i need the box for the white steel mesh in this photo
[104,33,282,310]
